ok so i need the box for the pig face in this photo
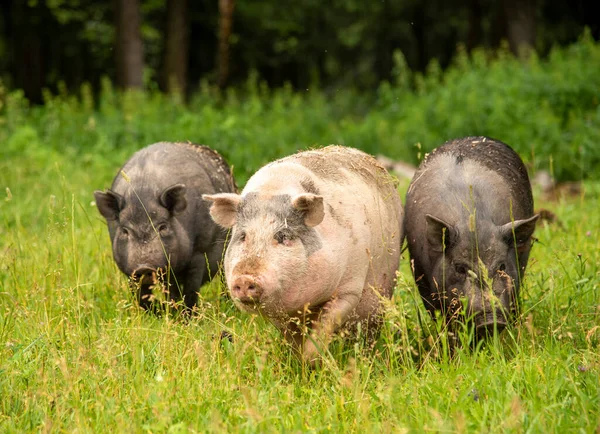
[425,213,538,335]
[94,184,194,285]
[203,192,325,318]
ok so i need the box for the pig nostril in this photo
[132,266,158,286]
[231,276,262,304]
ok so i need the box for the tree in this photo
[467,0,483,51]
[114,0,144,89]
[217,0,235,88]
[162,0,189,95]
[503,0,537,55]
[7,2,46,103]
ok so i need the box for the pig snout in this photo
[230,275,263,304]
[132,265,158,285]
[475,311,508,338]
[467,271,511,337]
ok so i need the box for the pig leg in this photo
[179,248,222,309]
[131,281,154,310]
[302,284,362,365]
[411,259,439,317]
[159,268,199,309]
[180,266,205,309]
[182,277,200,309]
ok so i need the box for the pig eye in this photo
[274,230,293,245]
[454,264,468,275]
[238,231,246,242]
[121,227,130,237]
[157,223,168,234]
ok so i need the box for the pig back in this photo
[111,142,236,247]
[112,142,236,197]
[404,136,535,283]
[417,136,533,214]
[281,146,404,300]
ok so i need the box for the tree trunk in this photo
[375,0,392,82]
[114,0,144,89]
[217,0,235,89]
[413,3,427,71]
[503,0,537,56]
[10,2,45,103]
[467,0,483,51]
[162,0,189,95]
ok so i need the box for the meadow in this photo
[1,36,599,432]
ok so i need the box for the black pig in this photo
[404,137,538,336]
[94,142,237,310]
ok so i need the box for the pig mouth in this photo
[235,295,262,306]
[131,266,161,285]
[475,311,508,337]
[130,266,170,310]
[229,287,263,309]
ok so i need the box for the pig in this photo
[203,146,403,364]
[94,142,237,310]
[404,136,539,337]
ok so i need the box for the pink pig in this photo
[203,146,403,364]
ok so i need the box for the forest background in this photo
[1,0,598,101]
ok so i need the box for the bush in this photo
[1,32,598,182]
[364,31,600,181]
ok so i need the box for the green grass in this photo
[1,137,599,432]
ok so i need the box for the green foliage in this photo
[2,0,597,100]
[1,20,599,434]
[2,37,599,182]
[364,31,600,181]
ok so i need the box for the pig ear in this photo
[426,214,457,252]
[292,193,324,227]
[202,193,242,228]
[500,214,539,249]
[94,190,124,221]
[160,184,187,215]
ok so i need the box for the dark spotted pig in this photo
[94,142,237,310]
[404,136,538,336]
[203,146,403,364]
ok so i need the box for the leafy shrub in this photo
[365,31,600,180]
[1,32,598,182]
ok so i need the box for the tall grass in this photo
[1,153,598,431]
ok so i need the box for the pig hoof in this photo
[219,330,234,343]
[301,342,324,368]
